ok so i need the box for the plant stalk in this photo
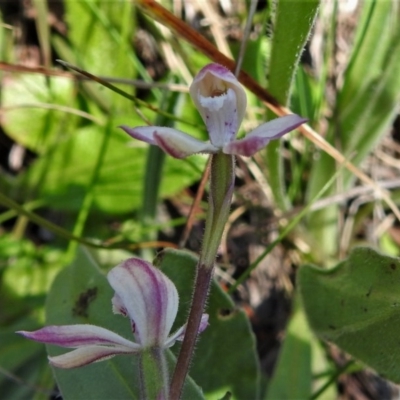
[139,346,169,400]
[169,264,213,399]
[169,153,235,399]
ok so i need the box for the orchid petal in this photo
[190,64,247,133]
[107,258,179,348]
[246,115,308,140]
[17,325,140,350]
[164,314,209,348]
[111,293,128,317]
[119,125,159,145]
[198,88,239,147]
[120,126,218,158]
[153,128,218,158]
[224,115,307,157]
[48,344,137,369]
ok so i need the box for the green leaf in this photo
[339,28,400,181]
[156,248,260,400]
[336,0,400,185]
[45,247,203,400]
[268,0,320,105]
[54,0,143,113]
[22,124,205,214]
[299,247,400,383]
[64,0,136,80]
[338,1,395,110]
[266,0,320,210]
[2,75,78,153]
[265,301,312,400]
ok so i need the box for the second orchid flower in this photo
[18,258,208,369]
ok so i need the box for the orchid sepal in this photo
[223,114,309,157]
[164,313,209,348]
[17,325,142,369]
[120,125,219,158]
[48,345,136,369]
[17,324,142,349]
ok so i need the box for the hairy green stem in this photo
[169,153,234,399]
[139,347,169,400]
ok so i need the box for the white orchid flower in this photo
[17,258,208,369]
[120,63,306,158]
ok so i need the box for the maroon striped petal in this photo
[107,258,179,348]
[153,129,218,158]
[17,325,140,350]
[164,314,209,348]
[120,126,217,158]
[224,115,307,157]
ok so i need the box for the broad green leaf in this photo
[265,0,320,210]
[299,247,400,383]
[45,247,203,400]
[21,124,205,214]
[64,0,136,80]
[156,248,260,400]
[55,0,142,113]
[265,301,312,400]
[2,74,78,153]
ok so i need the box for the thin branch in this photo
[234,0,258,77]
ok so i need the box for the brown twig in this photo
[179,157,211,248]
